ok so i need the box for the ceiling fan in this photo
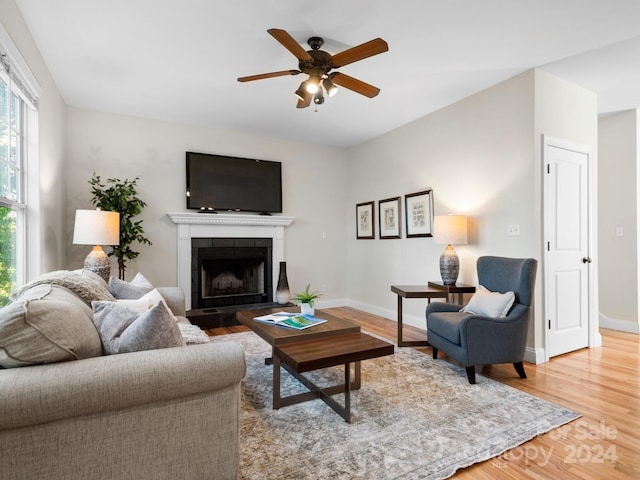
[237,28,389,109]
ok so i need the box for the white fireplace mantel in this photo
[167,212,295,310]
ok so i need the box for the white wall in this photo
[345,68,599,356]
[65,108,349,304]
[346,70,536,331]
[598,110,640,332]
[0,1,67,275]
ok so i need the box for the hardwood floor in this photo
[205,306,640,479]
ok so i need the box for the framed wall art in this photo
[405,189,434,237]
[356,201,375,239]
[378,196,401,239]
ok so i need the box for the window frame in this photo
[0,21,41,299]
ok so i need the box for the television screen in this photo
[186,152,283,213]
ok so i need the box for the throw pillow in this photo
[10,269,115,304]
[115,288,178,321]
[460,285,515,318]
[91,300,186,355]
[0,284,103,368]
[109,272,154,299]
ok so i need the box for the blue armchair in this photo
[425,256,537,384]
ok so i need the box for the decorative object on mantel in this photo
[275,262,291,305]
[433,213,468,285]
[72,209,120,282]
[89,174,152,280]
[292,284,322,315]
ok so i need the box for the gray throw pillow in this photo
[109,272,155,299]
[91,300,186,354]
[0,284,103,368]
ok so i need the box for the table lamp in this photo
[73,209,120,282]
[433,213,468,285]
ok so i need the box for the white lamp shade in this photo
[73,209,120,246]
[433,215,468,245]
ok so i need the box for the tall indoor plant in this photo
[89,174,152,280]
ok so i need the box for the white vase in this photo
[300,303,314,316]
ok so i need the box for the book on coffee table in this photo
[254,312,327,330]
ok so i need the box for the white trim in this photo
[599,313,640,334]
[167,213,295,310]
[0,20,42,102]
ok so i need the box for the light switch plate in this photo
[508,224,520,236]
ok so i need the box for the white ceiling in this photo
[15,0,640,148]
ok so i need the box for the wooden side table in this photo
[390,285,448,347]
[427,281,476,304]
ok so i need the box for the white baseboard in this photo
[599,313,640,334]
[524,347,546,365]
[346,299,427,332]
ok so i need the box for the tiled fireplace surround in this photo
[168,213,295,311]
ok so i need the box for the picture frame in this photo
[356,201,375,239]
[378,196,401,239]
[405,189,434,237]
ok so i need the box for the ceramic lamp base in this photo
[439,244,459,285]
[84,245,111,282]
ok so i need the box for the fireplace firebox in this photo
[191,237,273,310]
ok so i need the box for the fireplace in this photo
[191,238,272,309]
[168,212,295,327]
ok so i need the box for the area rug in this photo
[209,331,580,480]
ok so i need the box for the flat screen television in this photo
[186,152,283,213]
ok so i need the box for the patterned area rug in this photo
[210,331,580,480]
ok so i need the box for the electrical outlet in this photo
[507,224,520,236]
[616,227,624,237]
[321,284,327,293]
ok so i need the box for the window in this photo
[0,24,40,306]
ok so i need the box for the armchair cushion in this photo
[461,285,515,318]
[427,311,467,344]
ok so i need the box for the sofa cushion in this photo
[109,272,154,299]
[91,300,186,355]
[460,285,515,318]
[0,284,103,368]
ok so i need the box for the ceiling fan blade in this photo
[267,28,312,61]
[330,72,380,98]
[237,70,300,82]
[331,38,388,67]
[296,91,312,109]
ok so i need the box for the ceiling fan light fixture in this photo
[305,77,320,94]
[323,78,338,97]
[313,90,324,105]
[294,82,306,101]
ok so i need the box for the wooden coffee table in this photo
[236,308,394,422]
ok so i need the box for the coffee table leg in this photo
[344,362,351,423]
[353,361,361,390]
[273,351,281,409]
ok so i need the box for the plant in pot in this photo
[89,174,152,280]
[292,284,322,316]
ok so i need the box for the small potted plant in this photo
[292,284,322,316]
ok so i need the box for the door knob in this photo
[582,257,592,264]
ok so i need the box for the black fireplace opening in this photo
[190,237,273,311]
[200,257,266,304]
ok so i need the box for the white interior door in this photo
[543,136,591,358]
